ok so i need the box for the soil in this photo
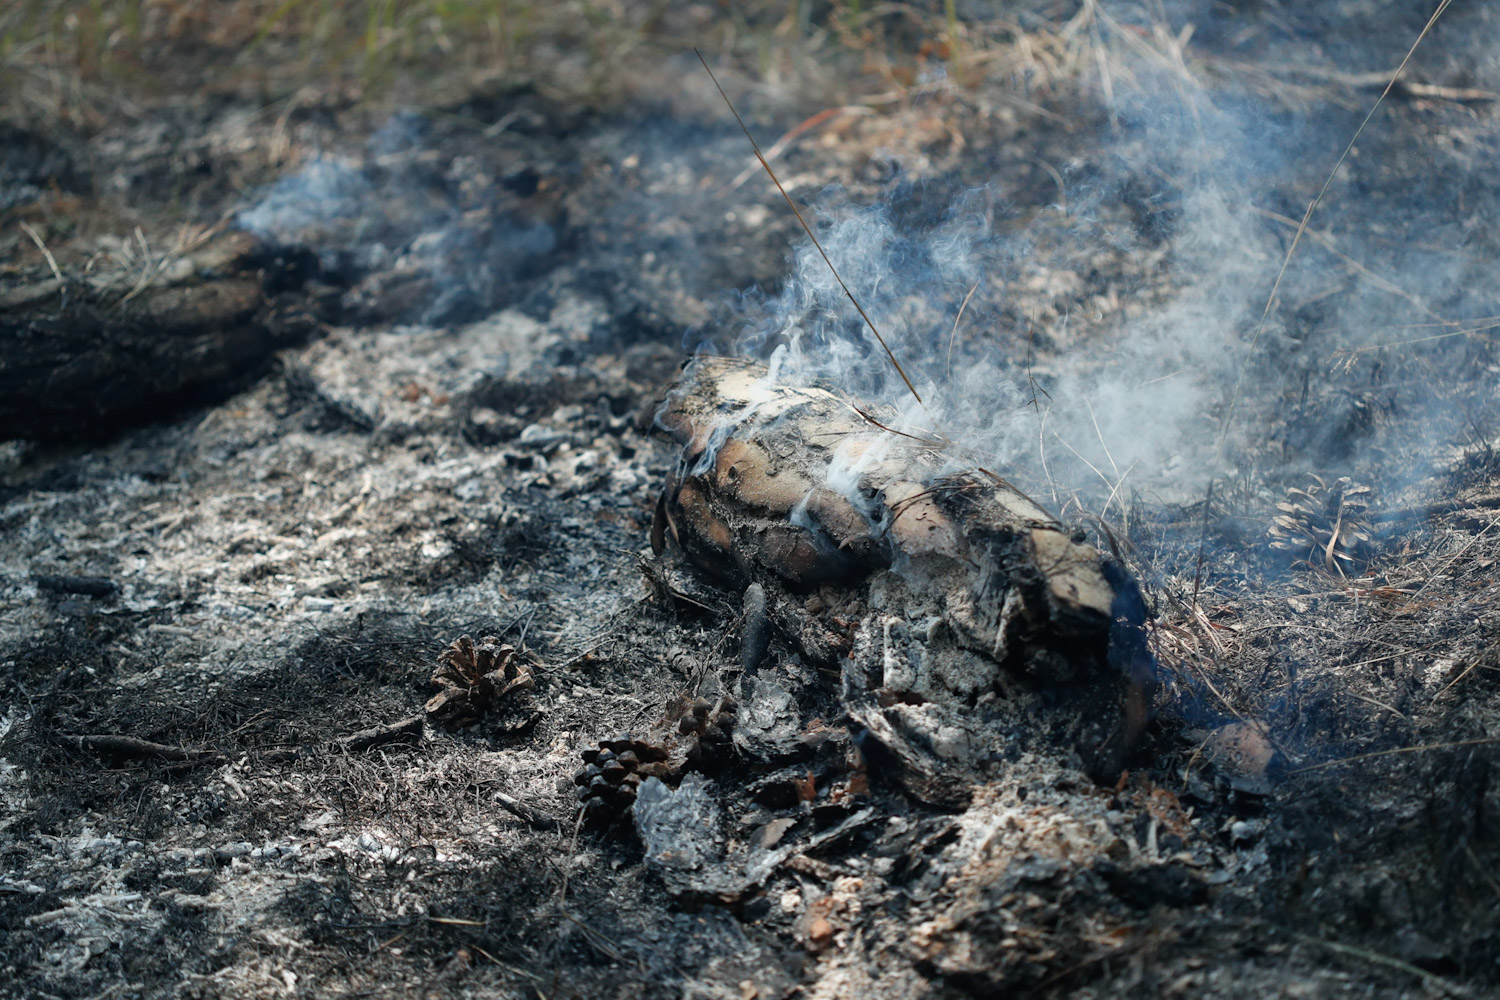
[2,4,1499,999]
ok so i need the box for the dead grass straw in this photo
[1288,737,1500,776]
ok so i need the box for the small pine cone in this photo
[676,695,738,765]
[573,733,675,824]
[1268,475,1375,574]
[427,634,535,730]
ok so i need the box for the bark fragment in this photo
[337,714,426,753]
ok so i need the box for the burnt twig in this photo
[33,574,119,598]
[741,582,770,674]
[66,734,220,764]
[493,791,563,832]
[338,714,425,753]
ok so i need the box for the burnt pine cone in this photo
[574,734,676,824]
[426,634,534,730]
[1268,476,1374,574]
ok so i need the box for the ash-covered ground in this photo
[2,2,1499,998]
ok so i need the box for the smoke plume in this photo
[715,1,1500,512]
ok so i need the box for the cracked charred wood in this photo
[65,734,221,765]
[0,226,327,440]
[652,356,1155,782]
[741,582,771,673]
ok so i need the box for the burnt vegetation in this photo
[3,2,1500,999]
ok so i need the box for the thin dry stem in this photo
[1289,737,1500,775]
[944,276,982,383]
[694,47,925,407]
[18,222,64,289]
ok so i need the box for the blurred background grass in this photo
[1,0,676,115]
[0,0,1115,126]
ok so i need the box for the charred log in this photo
[0,225,328,440]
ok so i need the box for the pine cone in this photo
[674,695,738,767]
[426,635,534,730]
[573,734,676,825]
[1268,475,1375,574]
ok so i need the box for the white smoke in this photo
[237,156,371,243]
[723,3,1500,510]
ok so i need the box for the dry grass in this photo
[0,0,1277,128]
[0,0,692,122]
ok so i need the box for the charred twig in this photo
[885,478,979,521]
[741,582,771,674]
[491,791,562,833]
[849,405,947,448]
[66,734,220,764]
[33,574,119,598]
[338,714,425,753]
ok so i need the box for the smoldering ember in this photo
[2,3,1499,999]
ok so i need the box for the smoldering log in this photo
[652,356,1144,660]
[0,226,328,440]
[652,356,1155,780]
